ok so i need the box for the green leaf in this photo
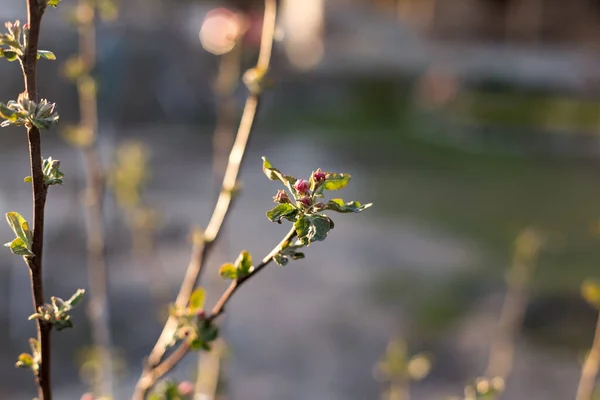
[308,215,332,242]
[201,321,219,342]
[294,216,311,245]
[322,173,351,191]
[3,50,18,62]
[5,237,33,256]
[65,289,85,308]
[273,253,288,266]
[24,176,32,183]
[295,215,333,245]
[17,353,33,367]
[36,50,55,60]
[219,263,237,280]
[261,157,297,191]
[235,250,253,276]
[188,288,206,312]
[5,212,30,245]
[324,198,372,213]
[47,0,62,7]
[266,203,298,223]
[582,280,600,309]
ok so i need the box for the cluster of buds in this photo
[0,92,59,130]
[28,289,85,331]
[272,169,330,210]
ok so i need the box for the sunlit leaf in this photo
[324,198,372,213]
[188,288,206,312]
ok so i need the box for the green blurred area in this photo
[267,76,600,345]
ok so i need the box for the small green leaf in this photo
[6,212,28,242]
[266,203,298,223]
[65,289,85,308]
[6,237,33,256]
[219,263,237,280]
[24,176,32,183]
[17,353,33,367]
[188,288,206,312]
[235,250,253,276]
[36,50,56,60]
[47,0,62,7]
[322,173,351,191]
[308,215,332,242]
[3,50,18,62]
[294,216,311,245]
[261,157,297,191]
[324,198,372,213]
[189,338,205,351]
[273,253,288,266]
[295,215,333,245]
[201,321,219,342]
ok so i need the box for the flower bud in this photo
[312,168,326,184]
[178,380,194,396]
[273,189,291,204]
[80,393,95,400]
[299,196,312,208]
[294,179,310,195]
[196,309,206,320]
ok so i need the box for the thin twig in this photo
[21,1,51,399]
[75,0,114,396]
[133,1,278,397]
[209,227,297,321]
[576,314,600,400]
[136,227,296,392]
[485,229,541,393]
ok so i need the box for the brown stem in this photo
[209,227,297,321]
[133,2,278,397]
[76,0,114,395]
[577,313,600,400]
[485,229,541,395]
[136,227,296,393]
[22,1,51,399]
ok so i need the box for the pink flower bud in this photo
[23,23,29,30]
[196,310,206,320]
[178,380,194,396]
[80,393,95,400]
[294,179,310,195]
[312,168,326,183]
[299,196,312,207]
[273,189,291,204]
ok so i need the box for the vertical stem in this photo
[22,1,51,399]
[76,0,113,395]
[576,314,600,400]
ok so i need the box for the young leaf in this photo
[188,288,206,312]
[235,250,253,276]
[5,212,29,245]
[266,203,298,223]
[16,353,34,368]
[294,216,311,245]
[219,263,237,280]
[261,157,297,191]
[324,199,372,213]
[47,0,62,7]
[65,288,85,308]
[3,50,18,62]
[5,237,33,256]
[37,50,56,60]
[307,215,332,243]
[322,173,351,191]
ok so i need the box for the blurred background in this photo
[1,0,600,398]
